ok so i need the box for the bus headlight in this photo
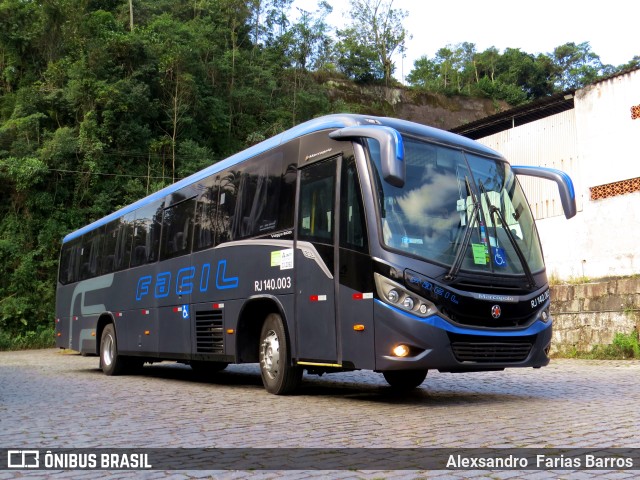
[403,296,414,310]
[387,289,400,303]
[374,273,435,318]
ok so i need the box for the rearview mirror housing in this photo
[329,125,405,187]
[512,165,577,219]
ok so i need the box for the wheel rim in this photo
[102,333,114,367]
[260,329,280,380]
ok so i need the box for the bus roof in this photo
[62,114,502,243]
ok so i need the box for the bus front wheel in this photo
[382,370,427,390]
[259,313,302,395]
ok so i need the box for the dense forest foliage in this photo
[0,0,637,344]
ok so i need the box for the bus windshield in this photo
[369,136,545,276]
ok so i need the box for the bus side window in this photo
[298,160,336,244]
[101,220,119,274]
[131,202,163,266]
[217,171,237,244]
[194,178,217,251]
[114,216,133,271]
[161,197,196,260]
[340,156,368,252]
[79,231,103,280]
[59,239,82,284]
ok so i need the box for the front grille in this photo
[449,333,533,363]
[195,310,224,354]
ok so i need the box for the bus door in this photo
[295,157,339,364]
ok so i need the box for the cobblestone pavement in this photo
[1,349,639,479]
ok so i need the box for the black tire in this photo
[190,361,228,375]
[382,370,427,390]
[99,324,126,375]
[259,313,302,395]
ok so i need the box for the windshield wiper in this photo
[478,181,537,289]
[445,177,479,281]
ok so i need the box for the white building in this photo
[452,68,640,280]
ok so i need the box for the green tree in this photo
[549,41,606,90]
[337,0,409,86]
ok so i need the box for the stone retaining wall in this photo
[550,276,640,353]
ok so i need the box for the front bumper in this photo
[374,300,552,372]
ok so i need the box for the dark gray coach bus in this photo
[55,114,576,394]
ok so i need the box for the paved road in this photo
[1,349,639,479]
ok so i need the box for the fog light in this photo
[392,344,410,357]
[403,296,414,310]
[387,289,399,303]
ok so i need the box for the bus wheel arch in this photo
[95,313,116,356]
[236,297,288,364]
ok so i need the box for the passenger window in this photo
[101,220,119,274]
[114,215,133,271]
[131,202,163,266]
[194,178,217,251]
[59,239,82,284]
[161,197,196,260]
[217,171,238,244]
[79,230,103,280]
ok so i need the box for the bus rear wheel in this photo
[99,324,142,375]
[259,313,302,395]
[100,324,126,375]
[382,370,427,390]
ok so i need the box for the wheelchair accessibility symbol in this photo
[182,304,189,319]
[492,247,507,268]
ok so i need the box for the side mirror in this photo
[512,165,577,219]
[329,125,405,187]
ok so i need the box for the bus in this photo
[55,114,576,395]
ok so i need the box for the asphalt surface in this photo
[1,348,639,479]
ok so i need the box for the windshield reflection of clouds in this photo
[396,165,460,248]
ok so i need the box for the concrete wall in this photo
[550,276,640,353]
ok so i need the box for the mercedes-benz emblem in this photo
[491,305,502,319]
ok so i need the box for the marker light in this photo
[392,344,411,357]
[387,289,400,303]
[353,324,365,331]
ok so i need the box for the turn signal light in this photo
[353,324,365,331]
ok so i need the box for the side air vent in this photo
[195,309,224,354]
[449,333,533,363]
